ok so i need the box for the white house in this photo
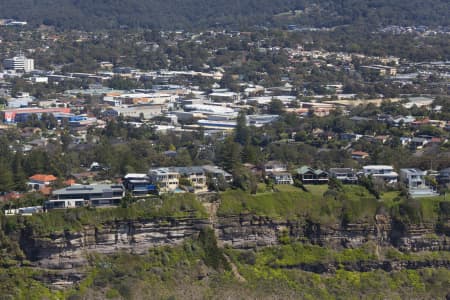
[363,165,398,183]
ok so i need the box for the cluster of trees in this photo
[0,0,448,30]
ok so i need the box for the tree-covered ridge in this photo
[0,0,449,30]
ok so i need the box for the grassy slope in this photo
[218,184,450,225]
[219,185,379,224]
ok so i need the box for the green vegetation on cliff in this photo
[3,238,450,299]
[218,184,450,226]
[3,194,207,235]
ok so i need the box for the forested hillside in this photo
[0,0,449,30]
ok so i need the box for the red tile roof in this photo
[29,174,58,182]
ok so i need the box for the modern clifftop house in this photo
[329,168,358,183]
[148,168,180,193]
[400,168,438,198]
[172,166,208,193]
[122,173,157,196]
[363,165,398,183]
[201,165,233,183]
[45,184,125,209]
[270,172,294,185]
[264,161,288,173]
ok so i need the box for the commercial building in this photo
[3,55,34,72]
[103,105,165,119]
[1,107,71,123]
[45,184,125,209]
[103,92,176,106]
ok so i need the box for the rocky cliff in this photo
[216,214,450,252]
[12,213,450,286]
[17,217,209,285]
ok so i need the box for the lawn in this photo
[217,184,379,223]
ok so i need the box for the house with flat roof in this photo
[363,165,398,183]
[437,168,450,185]
[329,168,358,183]
[264,161,288,173]
[202,165,233,183]
[172,166,208,193]
[148,168,180,193]
[270,172,294,185]
[400,168,438,198]
[123,173,157,196]
[45,184,124,209]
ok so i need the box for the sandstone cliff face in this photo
[215,214,450,252]
[14,214,450,286]
[20,217,209,271]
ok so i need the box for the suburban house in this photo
[264,161,288,173]
[340,133,363,142]
[45,184,125,209]
[329,168,358,183]
[264,161,293,184]
[28,174,57,191]
[351,151,370,160]
[437,168,450,185]
[123,173,157,196]
[202,165,233,183]
[148,168,180,193]
[410,137,429,149]
[363,165,398,183]
[400,168,438,198]
[296,166,329,184]
[269,172,294,185]
[172,166,208,193]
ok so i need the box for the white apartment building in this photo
[3,55,34,72]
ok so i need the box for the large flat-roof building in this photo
[1,107,71,123]
[45,184,124,209]
[3,55,34,72]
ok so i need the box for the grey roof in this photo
[171,166,205,175]
[202,165,232,176]
[329,168,355,173]
[400,168,426,175]
[53,184,123,195]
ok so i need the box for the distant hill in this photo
[0,0,449,30]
